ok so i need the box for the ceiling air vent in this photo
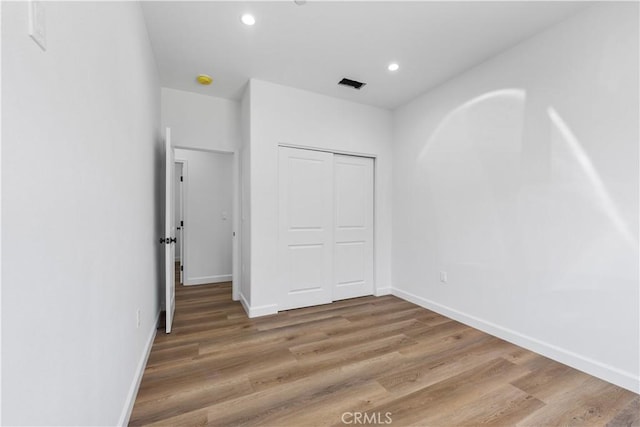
[338,78,366,90]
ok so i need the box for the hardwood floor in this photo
[130,276,639,426]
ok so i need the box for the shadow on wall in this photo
[416,88,638,293]
[417,89,527,275]
[547,107,637,249]
[545,106,638,290]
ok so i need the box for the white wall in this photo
[239,85,252,305]
[161,87,239,152]
[175,149,233,285]
[392,2,639,392]
[245,79,393,316]
[0,0,3,420]
[2,2,161,425]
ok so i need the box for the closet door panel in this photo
[278,147,334,310]
[333,155,374,300]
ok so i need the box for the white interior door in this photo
[333,155,374,300]
[164,128,176,333]
[278,147,334,310]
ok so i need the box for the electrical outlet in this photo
[136,309,141,328]
[440,271,448,283]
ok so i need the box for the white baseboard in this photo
[184,274,232,286]
[239,291,250,315]
[392,287,639,394]
[118,310,160,426]
[375,286,392,296]
[239,292,278,318]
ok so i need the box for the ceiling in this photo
[141,1,588,110]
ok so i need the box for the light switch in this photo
[28,0,47,51]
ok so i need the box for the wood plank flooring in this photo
[130,276,639,426]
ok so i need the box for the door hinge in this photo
[181,220,184,227]
[181,265,183,271]
[180,176,183,182]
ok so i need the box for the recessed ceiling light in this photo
[241,14,256,26]
[388,63,400,72]
[196,74,213,85]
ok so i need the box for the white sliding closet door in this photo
[333,155,374,300]
[278,147,334,310]
[278,147,374,310]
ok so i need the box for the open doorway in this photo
[174,149,234,290]
[162,133,240,334]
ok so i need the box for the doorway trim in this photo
[174,159,187,285]
[278,143,377,160]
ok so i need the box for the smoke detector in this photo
[196,74,213,85]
